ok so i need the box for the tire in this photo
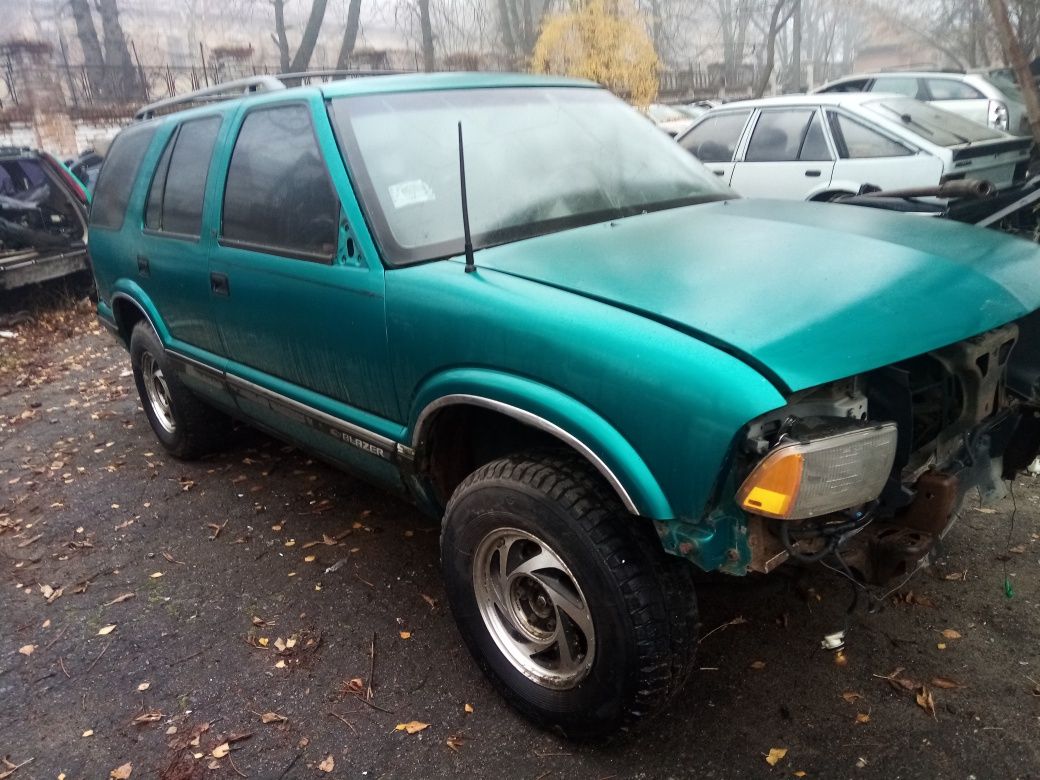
[441,451,699,739]
[129,321,229,459]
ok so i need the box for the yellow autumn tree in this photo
[530,0,659,106]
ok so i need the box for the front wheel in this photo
[441,452,699,739]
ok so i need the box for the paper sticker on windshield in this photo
[388,179,435,209]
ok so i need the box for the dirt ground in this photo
[2,298,1040,780]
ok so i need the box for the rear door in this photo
[676,110,752,184]
[729,108,835,199]
[137,115,225,357]
[209,95,402,474]
[827,110,943,192]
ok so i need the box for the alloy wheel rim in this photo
[473,527,595,689]
[141,352,176,434]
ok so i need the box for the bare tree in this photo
[289,0,329,71]
[988,0,1040,141]
[68,0,106,95]
[418,0,435,70]
[752,0,797,97]
[271,0,292,70]
[335,0,363,69]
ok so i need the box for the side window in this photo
[745,109,820,162]
[871,77,924,99]
[678,111,751,163]
[160,117,221,236]
[828,113,913,159]
[221,105,339,260]
[799,112,833,161]
[925,79,984,100]
[820,78,870,93]
[144,133,175,230]
[90,124,156,230]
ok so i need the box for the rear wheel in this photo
[441,452,699,739]
[129,322,229,459]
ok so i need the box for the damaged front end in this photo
[738,313,1040,584]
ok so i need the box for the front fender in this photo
[408,368,673,519]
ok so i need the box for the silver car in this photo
[814,70,1029,136]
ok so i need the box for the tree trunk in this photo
[752,0,795,99]
[988,0,1040,142]
[68,0,106,98]
[289,0,330,72]
[786,0,801,92]
[418,0,435,72]
[336,0,363,69]
[497,0,517,65]
[271,0,291,72]
[96,0,141,102]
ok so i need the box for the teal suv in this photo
[89,72,1040,738]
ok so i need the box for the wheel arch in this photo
[109,287,166,346]
[407,370,673,519]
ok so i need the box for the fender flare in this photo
[108,284,168,344]
[407,369,674,519]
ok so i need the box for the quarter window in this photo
[819,78,870,93]
[828,113,913,158]
[90,124,156,230]
[678,111,752,163]
[871,77,924,99]
[925,79,984,100]
[745,109,832,162]
[221,105,338,260]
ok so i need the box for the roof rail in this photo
[134,75,285,121]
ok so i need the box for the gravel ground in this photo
[2,314,1040,779]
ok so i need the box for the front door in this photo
[729,108,836,199]
[209,97,402,477]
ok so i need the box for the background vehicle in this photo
[89,73,1040,739]
[68,150,105,191]
[815,70,1029,135]
[644,102,696,135]
[676,93,1031,200]
[0,146,90,291]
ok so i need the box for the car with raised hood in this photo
[676,93,1031,201]
[88,72,1040,739]
[1,146,90,291]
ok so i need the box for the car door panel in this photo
[729,108,835,199]
[827,110,944,194]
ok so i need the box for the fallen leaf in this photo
[464,703,474,714]
[261,712,287,724]
[110,763,132,779]
[318,755,334,773]
[446,733,464,751]
[149,572,163,579]
[18,644,35,656]
[228,731,252,744]
[915,686,937,719]
[399,631,411,640]
[749,660,766,670]
[395,721,429,734]
[98,624,116,636]
[764,747,788,767]
[794,773,807,778]
[131,712,162,725]
[275,659,286,669]
[937,643,947,651]
[421,594,437,609]
[304,555,316,563]
[103,592,135,606]
[855,712,870,724]
[931,677,965,690]
[211,743,230,759]
[136,682,150,692]
[257,637,269,648]
[1010,544,1027,554]
[834,650,848,667]
[941,629,962,640]
[841,691,862,704]
[82,729,95,737]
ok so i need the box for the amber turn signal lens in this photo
[737,450,804,518]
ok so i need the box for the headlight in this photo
[737,423,898,520]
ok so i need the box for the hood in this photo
[475,198,1040,393]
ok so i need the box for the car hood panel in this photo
[474,198,1040,392]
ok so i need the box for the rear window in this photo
[863,97,1005,146]
[90,124,156,230]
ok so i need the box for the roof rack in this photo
[275,68,407,85]
[134,75,285,121]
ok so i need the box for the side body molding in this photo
[408,370,673,519]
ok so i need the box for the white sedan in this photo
[675,93,1031,201]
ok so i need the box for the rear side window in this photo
[925,79,984,100]
[745,109,831,162]
[221,105,338,261]
[679,111,752,163]
[828,113,912,158]
[90,125,156,230]
[144,117,221,237]
[871,76,924,99]
[819,78,870,93]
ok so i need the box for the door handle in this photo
[712,169,726,177]
[136,254,149,276]
[210,272,229,297]
[805,170,822,177]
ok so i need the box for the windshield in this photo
[646,103,688,123]
[863,97,1005,146]
[330,87,731,266]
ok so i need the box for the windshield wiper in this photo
[879,104,972,145]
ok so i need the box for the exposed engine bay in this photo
[740,311,1040,585]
